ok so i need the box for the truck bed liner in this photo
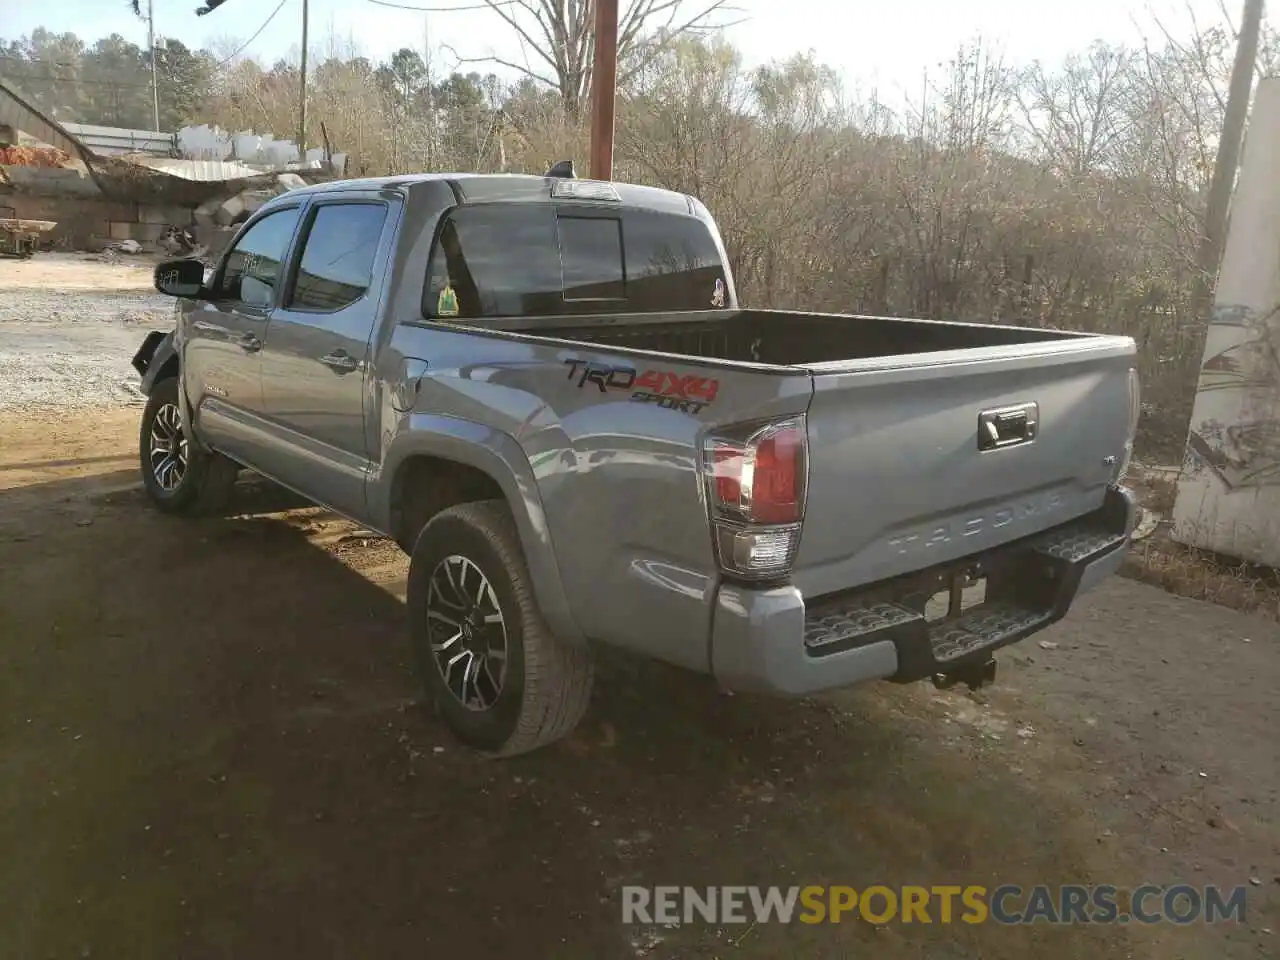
[522,308,1082,367]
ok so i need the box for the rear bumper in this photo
[710,485,1135,695]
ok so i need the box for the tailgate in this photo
[793,337,1137,599]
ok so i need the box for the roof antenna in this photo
[545,159,576,179]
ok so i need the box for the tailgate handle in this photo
[977,403,1038,451]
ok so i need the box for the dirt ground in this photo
[0,408,1276,960]
[0,255,1276,958]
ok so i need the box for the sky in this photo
[0,0,1270,106]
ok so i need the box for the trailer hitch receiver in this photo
[931,657,997,692]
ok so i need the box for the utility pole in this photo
[589,0,619,180]
[1195,0,1266,318]
[132,0,162,129]
[298,0,309,155]
[148,1,161,130]
[196,0,308,158]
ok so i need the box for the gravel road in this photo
[0,253,171,410]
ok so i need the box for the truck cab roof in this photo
[283,172,699,216]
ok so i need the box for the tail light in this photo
[702,415,808,580]
[1114,368,1141,482]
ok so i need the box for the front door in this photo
[255,198,394,519]
[184,205,304,466]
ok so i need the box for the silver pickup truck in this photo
[132,167,1140,756]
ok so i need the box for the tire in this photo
[406,499,594,757]
[139,377,239,516]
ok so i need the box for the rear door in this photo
[255,196,396,518]
[183,204,303,461]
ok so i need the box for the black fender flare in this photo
[133,329,178,397]
[132,330,208,451]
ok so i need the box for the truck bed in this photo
[517,308,1082,367]
[471,306,1136,602]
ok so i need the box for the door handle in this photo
[238,333,262,353]
[320,350,359,373]
[977,402,1038,451]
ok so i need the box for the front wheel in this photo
[406,499,594,757]
[139,377,238,516]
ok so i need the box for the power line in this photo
[0,0,287,75]
[0,0,491,81]
[213,0,291,68]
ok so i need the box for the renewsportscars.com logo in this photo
[621,884,1249,926]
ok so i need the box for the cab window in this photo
[288,203,388,312]
[218,207,302,308]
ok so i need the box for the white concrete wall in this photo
[53,121,344,171]
[1172,77,1280,563]
[176,124,345,172]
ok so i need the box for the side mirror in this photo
[154,258,207,298]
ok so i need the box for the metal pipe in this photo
[589,0,618,181]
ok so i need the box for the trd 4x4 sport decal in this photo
[563,358,720,414]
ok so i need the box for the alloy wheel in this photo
[149,402,189,492]
[426,554,509,711]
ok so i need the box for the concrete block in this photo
[239,190,271,214]
[214,194,245,226]
[139,204,194,225]
[58,218,108,251]
[274,172,307,194]
[131,222,170,244]
[108,221,134,241]
[194,197,221,227]
[102,200,140,222]
[194,224,236,261]
[63,198,137,222]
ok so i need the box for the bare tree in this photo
[1016,43,1134,175]
[935,38,1015,153]
[449,0,740,118]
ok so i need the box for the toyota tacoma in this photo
[132,166,1141,756]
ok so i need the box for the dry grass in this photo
[1120,468,1280,622]
[1120,540,1280,621]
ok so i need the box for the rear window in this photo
[423,202,727,320]
[424,204,562,319]
[619,209,727,312]
[558,215,625,301]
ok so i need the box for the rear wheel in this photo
[139,377,238,516]
[406,499,594,757]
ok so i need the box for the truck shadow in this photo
[0,473,1132,960]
